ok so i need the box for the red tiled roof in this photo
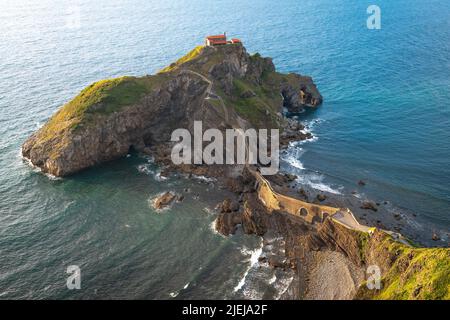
[206,35,226,40]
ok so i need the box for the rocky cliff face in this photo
[22,43,322,176]
[23,74,209,176]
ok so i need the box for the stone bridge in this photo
[253,170,340,224]
[249,168,373,231]
[248,169,410,244]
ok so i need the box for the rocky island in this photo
[22,42,320,177]
[22,41,449,300]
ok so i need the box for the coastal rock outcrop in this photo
[152,191,177,210]
[281,73,322,111]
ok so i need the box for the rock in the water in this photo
[360,201,378,211]
[358,180,366,186]
[153,191,176,210]
[316,194,326,202]
[432,233,440,241]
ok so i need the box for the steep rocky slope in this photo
[216,168,450,300]
[22,43,322,176]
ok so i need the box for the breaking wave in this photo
[233,241,264,293]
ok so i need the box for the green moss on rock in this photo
[38,75,161,143]
[219,75,283,129]
[356,232,450,300]
[158,45,205,73]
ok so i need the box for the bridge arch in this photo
[298,207,308,217]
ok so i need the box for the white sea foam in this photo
[202,207,215,215]
[44,172,62,181]
[308,181,342,194]
[209,218,226,238]
[137,164,153,175]
[234,241,264,293]
[304,118,324,130]
[268,275,277,285]
[273,275,294,300]
[155,172,168,181]
[283,139,343,194]
[209,219,218,234]
[169,282,190,298]
[294,171,343,195]
[21,152,62,180]
[137,163,168,181]
[283,152,305,170]
[139,154,155,163]
[352,192,362,199]
[192,175,216,184]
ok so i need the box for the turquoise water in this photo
[0,0,449,298]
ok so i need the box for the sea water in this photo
[0,0,449,298]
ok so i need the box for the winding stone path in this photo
[182,69,229,123]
